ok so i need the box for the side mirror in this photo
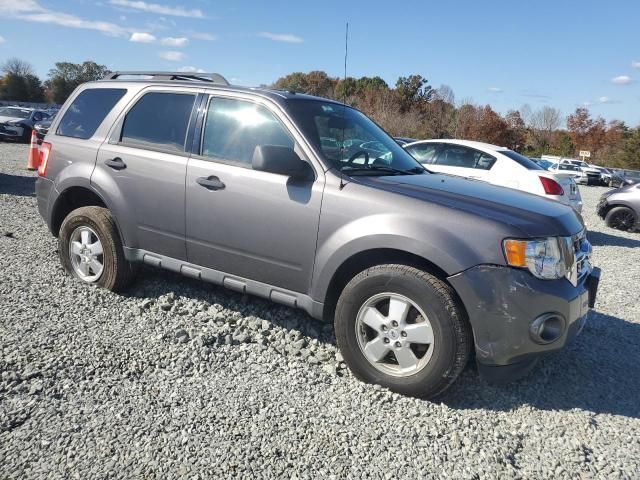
[252,145,312,179]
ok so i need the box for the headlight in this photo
[503,237,572,280]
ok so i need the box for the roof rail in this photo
[106,71,230,86]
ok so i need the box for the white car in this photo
[547,163,589,185]
[543,156,602,185]
[404,139,583,213]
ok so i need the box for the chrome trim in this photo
[565,229,592,286]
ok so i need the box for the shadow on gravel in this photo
[588,230,640,248]
[124,267,336,341]
[0,173,35,197]
[442,311,640,419]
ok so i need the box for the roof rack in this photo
[106,71,230,86]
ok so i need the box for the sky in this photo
[0,0,639,126]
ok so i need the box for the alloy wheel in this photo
[355,292,435,377]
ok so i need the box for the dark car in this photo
[33,113,56,142]
[0,106,50,142]
[608,169,640,188]
[597,183,640,231]
[35,71,599,398]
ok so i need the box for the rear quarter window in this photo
[57,88,127,139]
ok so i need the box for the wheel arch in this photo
[320,247,462,323]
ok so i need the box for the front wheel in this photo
[605,206,637,231]
[59,206,136,291]
[334,265,472,399]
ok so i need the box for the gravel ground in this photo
[1,142,639,479]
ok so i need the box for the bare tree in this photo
[1,58,35,77]
[528,106,562,151]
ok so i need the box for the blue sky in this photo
[0,0,638,126]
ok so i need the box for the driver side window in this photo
[201,97,295,168]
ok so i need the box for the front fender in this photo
[310,213,497,302]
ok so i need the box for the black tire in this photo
[334,264,472,399]
[605,206,637,231]
[59,206,136,291]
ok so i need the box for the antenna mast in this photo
[339,22,349,190]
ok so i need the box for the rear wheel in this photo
[605,206,637,231]
[59,206,135,291]
[334,264,472,399]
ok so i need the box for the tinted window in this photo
[406,143,440,164]
[500,150,543,170]
[437,145,496,170]
[201,97,294,167]
[121,92,195,152]
[57,88,126,139]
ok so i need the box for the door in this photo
[185,95,324,293]
[95,89,198,260]
[433,144,496,181]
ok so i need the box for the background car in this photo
[597,183,640,231]
[0,106,50,143]
[608,169,640,188]
[403,139,583,212]
[530,158,555,170]
[547,162,589,185]
[33,112,56,142]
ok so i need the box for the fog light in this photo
[529,313,565,344]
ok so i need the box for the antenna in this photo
[339,22,349,190]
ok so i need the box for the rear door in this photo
[95,87,199,260]
[184,93,324,292]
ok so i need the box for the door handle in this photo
[105,157,126,170]
[196,176,225,190]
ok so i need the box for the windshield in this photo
[0,107,31,119]
[287,99,425,175]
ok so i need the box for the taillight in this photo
[38,142,52,177]
[539,176,564,195]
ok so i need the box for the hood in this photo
[353,173,584,237]
[0,115,24,124]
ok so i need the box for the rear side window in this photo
[120,92,195,152]
[500,150,543,170]
[201,97,294,167]
[57,88,126,139]
[436,145,496,170]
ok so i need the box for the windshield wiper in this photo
[340,164,425,176]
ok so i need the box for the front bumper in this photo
[35,177,55,230]
[448,264,600,382]
[596,198,609,218]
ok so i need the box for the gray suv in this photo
[35,72,600,398]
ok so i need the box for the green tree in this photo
[395,74,433,111]
[45,61,110,104]
[0,58,45,102]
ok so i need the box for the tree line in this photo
[0,57,109,105]
[1,60,637,169]
[272,71,640,170]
